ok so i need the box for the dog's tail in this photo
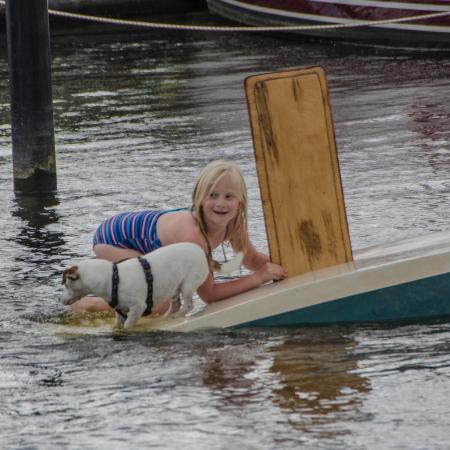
[216,251,244,275]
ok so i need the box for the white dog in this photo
[61,242,243,328]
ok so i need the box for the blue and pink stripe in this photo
[92,209,184,254]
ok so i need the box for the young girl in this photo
[72,160,288,314]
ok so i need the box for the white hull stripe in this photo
[219,0,450,32]
[311,0,450,12]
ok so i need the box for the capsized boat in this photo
[207,0,450,46]
[138,230,450,331]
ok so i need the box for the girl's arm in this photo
[197,257,288,303]
[197,272,264,303]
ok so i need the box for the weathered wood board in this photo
[245,67,352,276]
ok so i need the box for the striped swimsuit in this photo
[92,209,184,254]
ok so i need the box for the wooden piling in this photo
[245,67,352,277]
[6,0,57,195]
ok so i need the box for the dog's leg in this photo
[124,304,146,328]
[167,293,194,319]
[114,311,126,328]
[170,297,181,313]
[159,285,181,318]
[178,291,194,316]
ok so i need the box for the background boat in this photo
[207,0,450,47]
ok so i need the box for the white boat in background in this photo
[207,0,450,46]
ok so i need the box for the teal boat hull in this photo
[243,271,450,327]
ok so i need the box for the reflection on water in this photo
[11,195,66,257]
[407,102,450,174]
[1,13,450,450]
[268,330,370,442]
[270,334,368,413]
[200,328,373,442]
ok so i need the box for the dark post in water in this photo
[5,0,57,195]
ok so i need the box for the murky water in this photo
[1,13,450,449]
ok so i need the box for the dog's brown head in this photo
[61,265,86,306]
[62,266,79,285]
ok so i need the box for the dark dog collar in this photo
[109,257,154,319]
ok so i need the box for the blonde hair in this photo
[192,160,250,270]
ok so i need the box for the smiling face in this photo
[201,174,240,230]
[192,161,249,253]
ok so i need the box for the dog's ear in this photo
[62,266,79,284]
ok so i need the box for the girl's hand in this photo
[255,262,288,284]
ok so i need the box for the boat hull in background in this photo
[207,0,450,46]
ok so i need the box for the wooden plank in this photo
[245,66,352,276]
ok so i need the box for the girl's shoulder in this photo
[177,213,205,246]
[162,209,195,227]
[158,210,206,250]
